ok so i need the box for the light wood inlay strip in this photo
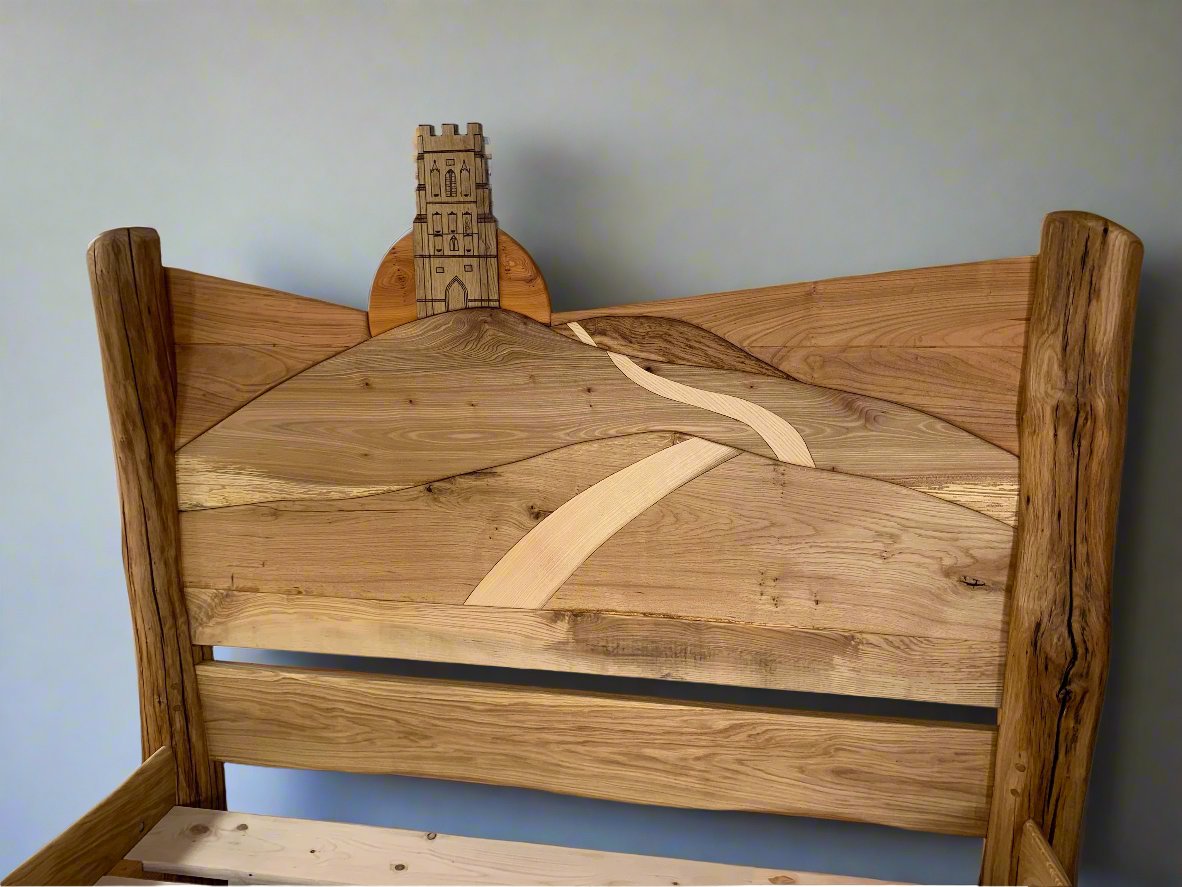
[197,661,997,836]
[131,807,891,885]
[465,437,739,608]
[568,321,814,467]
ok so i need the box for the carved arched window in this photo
[447,212,457,233]
[429,164,440,197]
[450,235,459,252]
[464,234,473,254]
[444,169,457,197]
[431,212,442,233]
[460,163,472,197]
[433,234,443,253]
[463,212,472,233]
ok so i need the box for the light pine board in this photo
[1,746,176,887]
[168,268,370,447]
[176,309,1016,516]
[197,662,996,836]
[131,807,890,886]
[180,433,1012,639]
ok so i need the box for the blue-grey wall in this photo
[2,2,1179,883]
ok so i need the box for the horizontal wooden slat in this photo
[553,256,1036,348]
[131,807,890,886]
[197,662,996,836]
[187,588,1004,705]
[2,746,177,887]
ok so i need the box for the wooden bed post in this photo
[981,212,1141,884]
[89,228,225,810]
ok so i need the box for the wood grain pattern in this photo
[176,310,1016,518]
[553,256,1035,347]
[2,746,176,886]
[750,345,1023,455]
[553,258,1033,457]
[1016,820,1071,887]
[187,588,1005,705]
[553,315,790,378]
[176,344,348,448]
[369,230,551,335]
[89,230,224,810]
[131,807,889,885]
[981,213,1141,884]
[567,322,814,465]
[180,434,1012,643]
[466,437,739,608]
[169,268,370,447]
[169,268,369,347]
[197,662,996,836]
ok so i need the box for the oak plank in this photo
[553,256,1036,348]
[168,268,369,347]
[168,268,370,447]
[197,662,996,836]
[749,346,1022,455]
[187,588,1005,706]
[176,344,345,447]
[369,230,551,335]
[132,807,889,886]
[176,310,1016,515]
[89,230,223,809]
[981,213,1141,884]
[180,435,1012,645]
[2,746,176,886]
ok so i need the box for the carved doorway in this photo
[445,276,468,311]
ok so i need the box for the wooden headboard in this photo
[87,211,1140,884]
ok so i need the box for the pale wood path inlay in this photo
[567,321,813,466]
[466,437,739,608]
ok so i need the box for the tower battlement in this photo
[416,122,485,153]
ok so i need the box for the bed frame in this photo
[4,209,1140,886]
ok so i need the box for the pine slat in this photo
[131,807,892,886]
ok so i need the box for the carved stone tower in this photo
[413,122,500,317]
